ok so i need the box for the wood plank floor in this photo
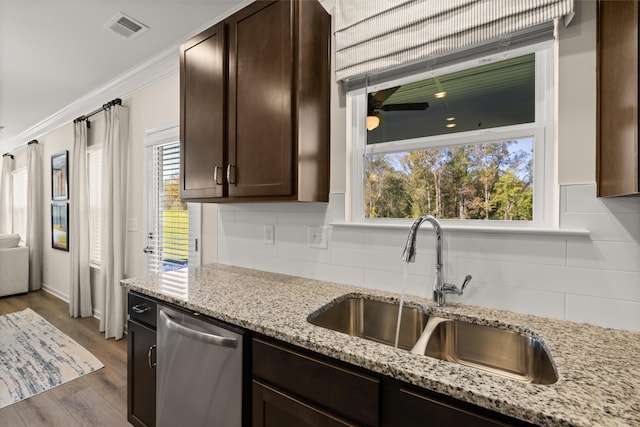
[0,290,131,427]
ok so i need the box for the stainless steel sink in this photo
[307,296,428,350]
[420,317,558,385]
[308,295,558,385]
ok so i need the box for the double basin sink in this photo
[308,295,558,385]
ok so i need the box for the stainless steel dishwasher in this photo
[156,304,245,427]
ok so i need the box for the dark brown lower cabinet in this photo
[252,380,356,427]
[253,336,533,427]
[127,320,156,427]
[382,383,530,427]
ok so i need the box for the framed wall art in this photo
[51,150,68,201]
[51,203,69,251]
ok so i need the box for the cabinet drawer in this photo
[253,338,379,427]
[128,292,157,329]
[394,388,515,427]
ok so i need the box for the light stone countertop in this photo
[122,263,640,427]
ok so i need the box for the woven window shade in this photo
[335,0,574,82]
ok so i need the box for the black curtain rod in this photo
[73,98,122,125]
[2,140,39,158]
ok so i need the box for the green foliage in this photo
[163,176,187,211]
[364,141,533,221]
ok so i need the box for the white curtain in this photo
[99,104,129,340]
[70,121,93,317]
[26,143,43,291]
[0,155,14,234]
[335,0,575,81]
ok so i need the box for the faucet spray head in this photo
[402,218,424,262]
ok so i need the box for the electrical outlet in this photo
[308,226,328,249]
[264,224,275,245]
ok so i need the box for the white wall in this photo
[14,73,216,317]
[216,0,640,332]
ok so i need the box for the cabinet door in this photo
[127,320,157,427]
[384,387,521,427]
[596,0,640,196]
[252,380,356,427]
[227,1,293,198]
[180,22,226,199]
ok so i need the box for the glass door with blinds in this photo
[145,137,201,274]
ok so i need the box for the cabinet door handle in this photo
[132,304,150,314]
[227,164,236,185]
[148,344,157,369]
[213,165,223,185]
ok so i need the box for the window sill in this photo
[331,222,590,237]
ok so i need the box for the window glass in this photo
[367,54,535,144]
[12,169,27,243]
[365,138,533,220]
[88,148,102,266]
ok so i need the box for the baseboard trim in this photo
[41,284,102,321]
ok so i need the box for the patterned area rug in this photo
[0,308,104,408]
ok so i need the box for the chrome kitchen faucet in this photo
[402,214,472,306]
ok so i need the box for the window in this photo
[350,46,553,226]
[144,123,201,275]
[88,147,102,266]
[12,168,27,244]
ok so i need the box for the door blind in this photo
[148,141,189,273]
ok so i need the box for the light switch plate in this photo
[308,226,328,249]
[264,224,275,245]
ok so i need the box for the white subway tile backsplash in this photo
[446,256,501,285]
[277,211,329,227]
[254,255,303,277]
[448,283,566,320]
[449,234,567,266]
[564,183,640,214]
[563,184,602,213]
[363,269,431,299]
[566,295,640,332]
[561,212,640,242]
[567,240,640,272]
[331,247,430,275]
[331,226,366,249]
[501,262,640,302]
[217,183,640,332]
[235,211,278,225]
[363,228,409,254]
[302,262,364,286]
[218,209,236,223]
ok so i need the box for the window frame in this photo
[347,43,556,228]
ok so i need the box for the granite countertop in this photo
[122,263,640,427]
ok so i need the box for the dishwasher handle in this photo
[159,310,237,349]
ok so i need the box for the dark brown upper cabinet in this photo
[180,0,330,203]
[596,0,640,197]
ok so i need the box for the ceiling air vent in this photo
[104,12,149,40]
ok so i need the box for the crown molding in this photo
[5,45,180,155]
[4,0,255,155]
